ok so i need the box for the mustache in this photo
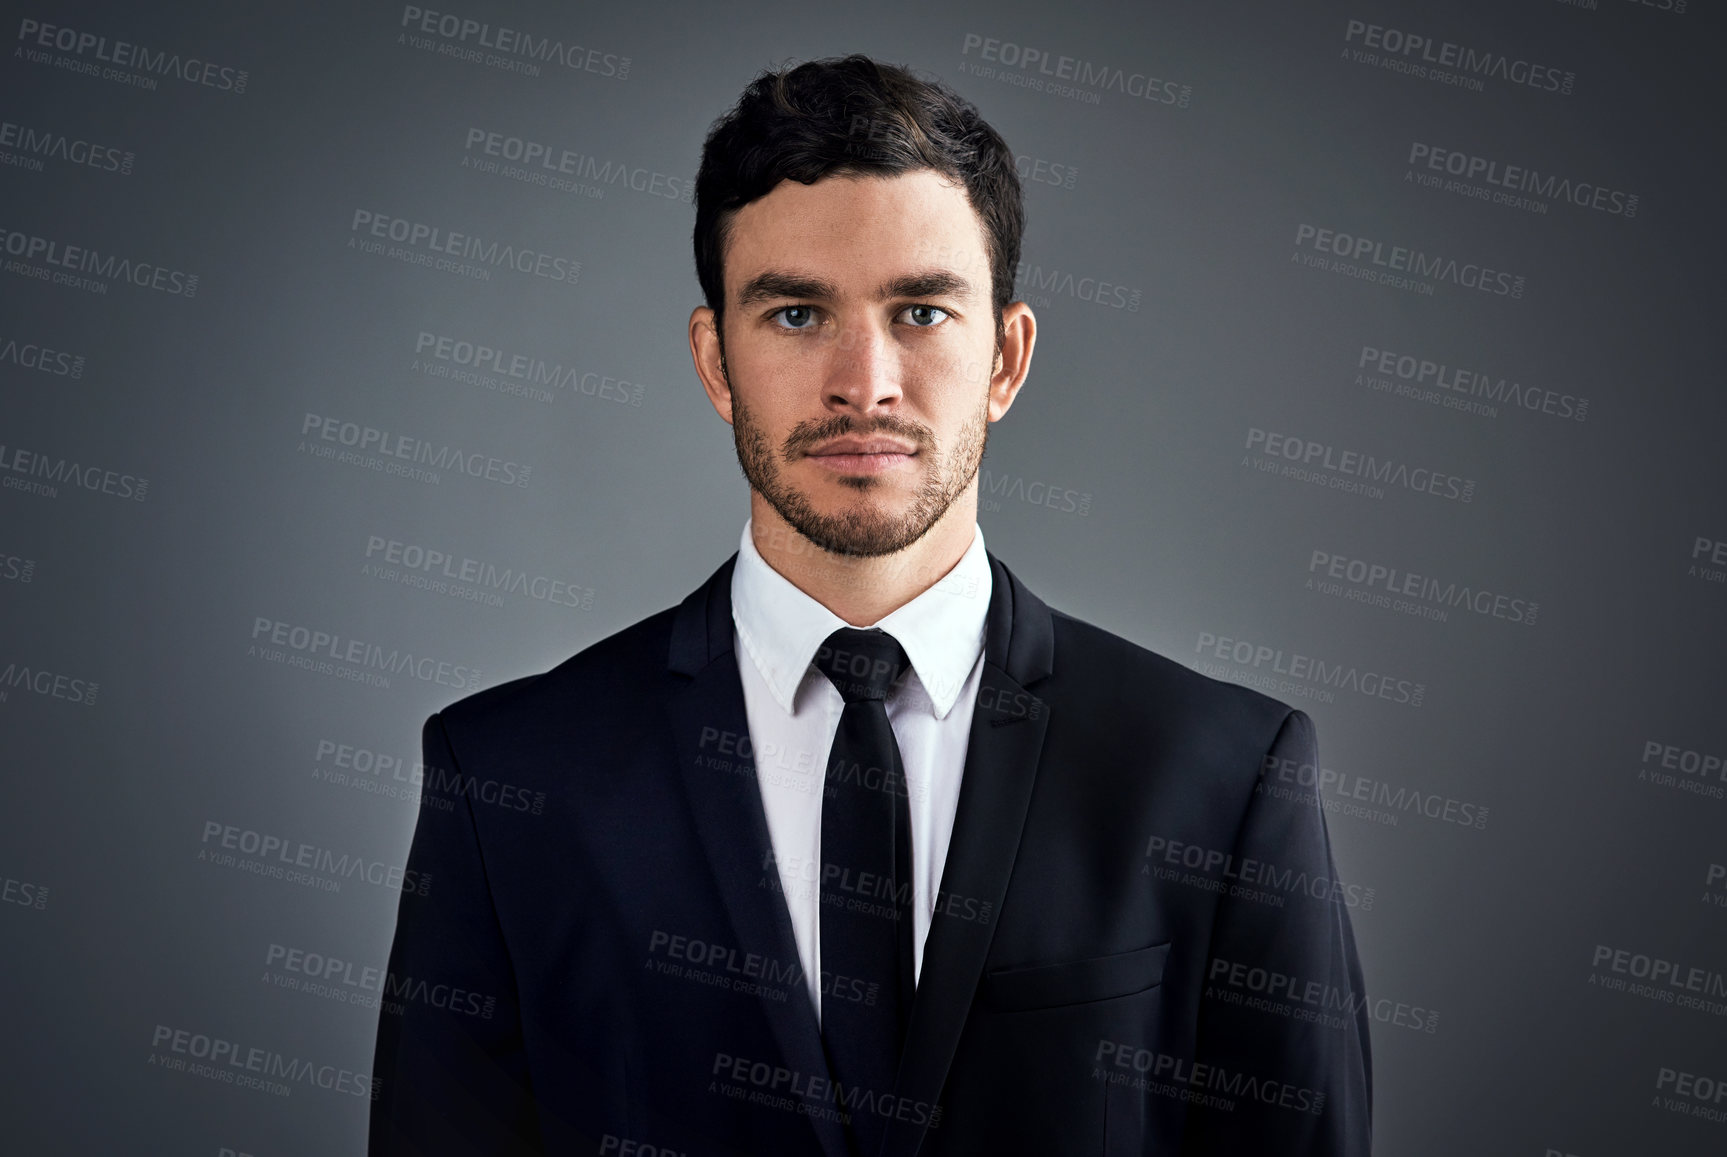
[783,415,933,458]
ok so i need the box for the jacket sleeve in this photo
[369,712,544,1156]
[1178,708,1373,1156]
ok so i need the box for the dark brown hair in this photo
[694,54,1023,345]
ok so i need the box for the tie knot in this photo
[814,627,909,704]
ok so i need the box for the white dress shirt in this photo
[731,517,993,1022]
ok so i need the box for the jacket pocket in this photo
[981,941,1171,1012]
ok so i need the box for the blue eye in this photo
[904,305,950,327]
[773,306,817,329]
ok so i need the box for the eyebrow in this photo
[734,269,976,308]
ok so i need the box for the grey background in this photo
[2,0,1724,1153]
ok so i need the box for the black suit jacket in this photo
[371,552,1372,1156]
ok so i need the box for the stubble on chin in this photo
[731,394,988,559]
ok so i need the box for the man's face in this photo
[701,169,1019,558]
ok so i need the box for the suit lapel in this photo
[880,552,1054,1157]
[665,556,852,1157]
[665,550,1056,1157]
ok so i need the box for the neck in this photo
[748,490,978,626]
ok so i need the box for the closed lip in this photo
[806,437,917,456]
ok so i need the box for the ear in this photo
[689,305,734,424]
[986,302,1036,421]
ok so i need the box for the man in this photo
[371,54,1371,1157]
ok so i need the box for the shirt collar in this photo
[731,517,992,720]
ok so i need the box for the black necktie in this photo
[814,626,915,1157]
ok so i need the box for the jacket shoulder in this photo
[1047,606,1299,745]
[433,604,681,738]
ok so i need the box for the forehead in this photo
[724,169,990,294]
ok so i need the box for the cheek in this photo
[738,336,821,389]
[922,336,995,394]
[731,338,804,394]
[914,343,994,405]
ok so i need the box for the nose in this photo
[822,320,903,416]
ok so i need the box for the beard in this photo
[730,387,989,559]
